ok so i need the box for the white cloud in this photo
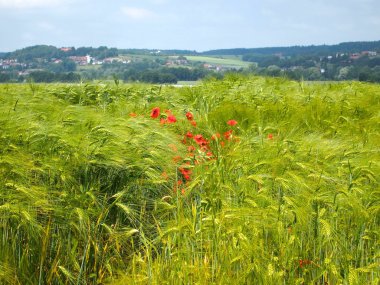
[0,0,62,8]
[121,6,156,20]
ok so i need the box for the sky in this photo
[0,0,379,52]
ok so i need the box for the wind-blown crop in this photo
[0,76,379,284]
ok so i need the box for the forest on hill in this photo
[202,40,380,56]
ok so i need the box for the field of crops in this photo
[184,56,250,69]
[0,76,379,284]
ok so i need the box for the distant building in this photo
[60,47,72,52]
[350,53,361,60]
[362,51,377,57]
[103,57,125,64]
[69,55,91,65]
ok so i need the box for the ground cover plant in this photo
[0,75,379,284]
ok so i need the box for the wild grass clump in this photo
[0,77,379,284]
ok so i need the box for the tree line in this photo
[242,54,380,83]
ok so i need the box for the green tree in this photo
[0,73,10,82]
[337,66,351,80]
[266,65,281,76]
[29,71,56,82]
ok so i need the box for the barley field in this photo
[0,75,379,284]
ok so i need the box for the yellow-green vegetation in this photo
[184,56,250,68]
[0,76,379,284]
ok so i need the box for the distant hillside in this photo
[201,41,380,56]
[1,40,380,84]
[2,41,380,60]
[0,45,198,60]
[2,45,60,60]
[0,45,120,60]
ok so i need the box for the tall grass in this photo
[0,77,379,284]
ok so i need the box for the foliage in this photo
[2,41,380,83]
[29,71,81,83]
[0,45,119,61]
[0,75,379,284]
[203,40,380,56]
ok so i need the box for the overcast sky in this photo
[0,0,379,52]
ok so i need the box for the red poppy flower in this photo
[227,120,238,126]
[150,107,160,119]
[194,134,203,143]
[190,120,197,127]
[186,112,194,121]
[186,131,193,138]
[160,118,167,124]
[268,133,274,140]
[194,134,208,146]
[129,112,137,117]
[167,114,177,123]
[224,130,233,140]
[298,259,312,268]
[179,168,191,176]
[179,167,192,181]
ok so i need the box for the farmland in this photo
[180,55,251,69]
[0,75,379,284]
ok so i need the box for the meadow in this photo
[182,56,250,69]
[0,75,379,284]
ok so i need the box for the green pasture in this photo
[183,55,250,68]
